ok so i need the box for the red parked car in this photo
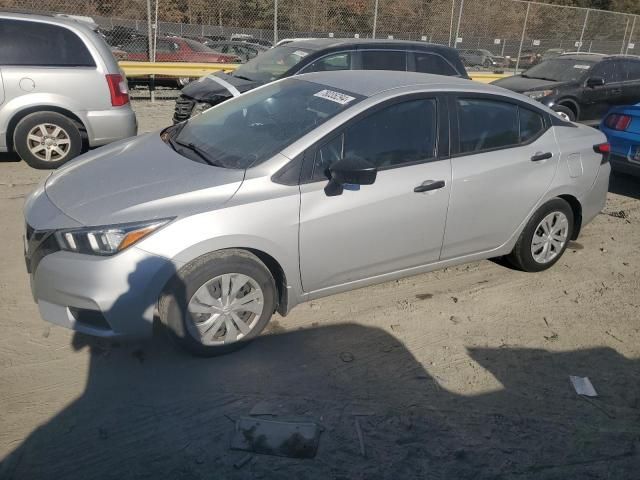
[119,36,240,88]
[119,36,239,63]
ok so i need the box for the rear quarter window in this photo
[0,19,95,67]
[414,52,458,76]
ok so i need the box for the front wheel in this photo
[507,198,574,272]
[159,249,276,356]
[552,105,576,122]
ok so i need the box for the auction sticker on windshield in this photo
[314,89,356,105]
[293,50,309,57]
[573,64,591,70]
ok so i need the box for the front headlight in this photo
[192,102,213,117]
[55,219,172,256]
[524,90,553,100]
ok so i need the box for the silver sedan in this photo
[24,71,610,356]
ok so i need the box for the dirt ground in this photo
[1,100,639,479]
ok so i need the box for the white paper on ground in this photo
[570,375,598,397]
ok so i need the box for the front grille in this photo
[173,96,196,123]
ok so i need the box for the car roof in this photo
[284,38,454,52]
[0,10,95,30]
[298,70,508,98]
[557,52,640,62]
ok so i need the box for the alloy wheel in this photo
[26,123,71,163]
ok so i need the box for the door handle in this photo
[611,88,622,94]
[414,180,445,193]
[531,152,553,162]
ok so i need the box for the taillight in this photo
[593,142,610,154]
[105,74,129,107]
[604,113,631,131]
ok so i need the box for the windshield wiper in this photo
[233,74,254,82]
[173,138,223,167]
[523,75,558,82]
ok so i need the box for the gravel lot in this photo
[1,100,639,479]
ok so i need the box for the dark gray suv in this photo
[173,39,469,122]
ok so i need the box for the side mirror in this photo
[586,77,605,88]
[324,157,377,196]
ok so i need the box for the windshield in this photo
[184,38,215,53]
[523,58,596,82]
[233,46,314,83]
[173,78,362,169]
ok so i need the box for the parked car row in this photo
[3,10,639,178]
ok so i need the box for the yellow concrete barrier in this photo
[119,61,239,78]
[120,61,512,84]
[469,72,513,84]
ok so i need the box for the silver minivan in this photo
[0,12,137,168]
[24,71,610,356]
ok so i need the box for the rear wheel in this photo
[507,198,574,272]
[14,112,83,169]
[159,249,276,356]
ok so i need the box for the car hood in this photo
[492,75,569,93]
[181,71,263,103]
[44,133,245,226]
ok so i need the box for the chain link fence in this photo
[8,0,640,69]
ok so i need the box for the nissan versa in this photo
[24,71,610,356]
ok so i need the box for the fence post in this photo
[274,0,278,43]
[621,17,630,54]
[626,16,636,55]
[453,0,464,49]
[146,0,155,102]
[372,0,379,39]
[515,2,530,73]
[448,0,455,46]
[501,39,506,57]
[578,9,590,53]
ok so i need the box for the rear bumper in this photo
[83,105,137,147]
[580,161,611,227]
[609,153,640,177]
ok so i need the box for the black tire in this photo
[552,104,576,122]
[13,111,83,169]
[159,249,277,357]
[483,58,493,68]
[507,198,574,272]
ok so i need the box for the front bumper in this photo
[28,246,178,339]
[83,105,138,148]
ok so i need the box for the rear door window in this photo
[0,19,95,67]
[414,53,458,76]
[457,98,519,154]
[361,50,407,71]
